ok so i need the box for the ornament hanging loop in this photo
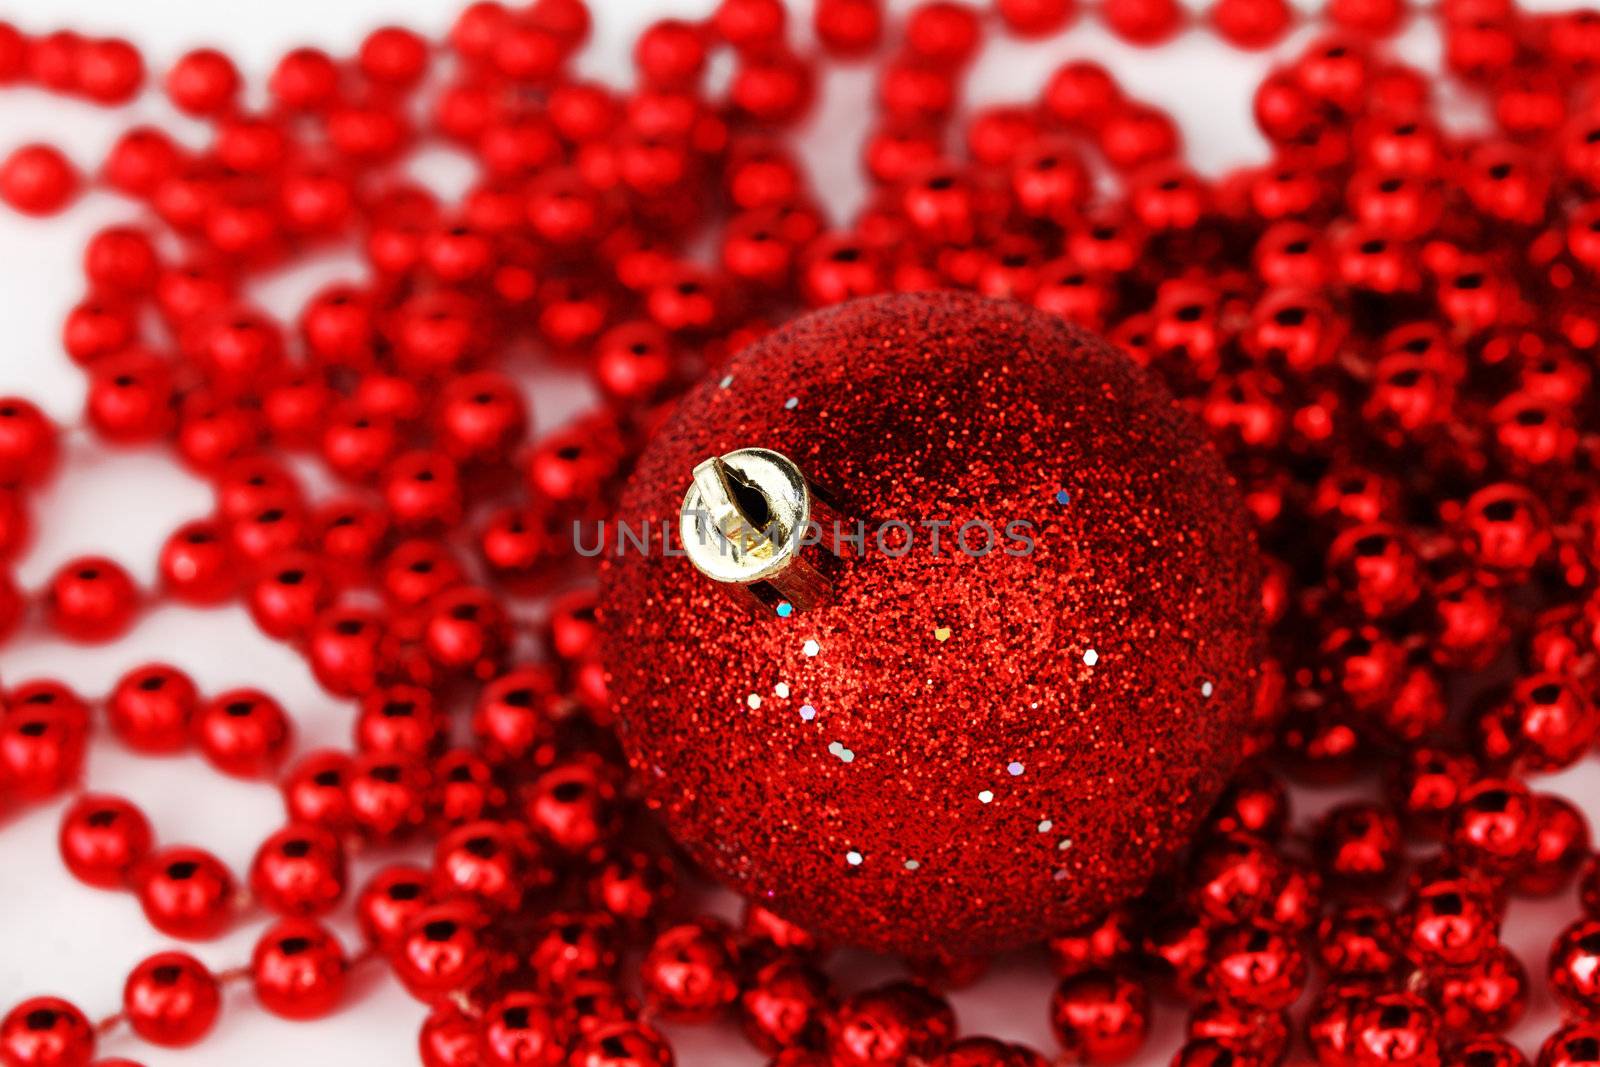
[679,447,845,613]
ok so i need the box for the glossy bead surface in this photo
[251,919,348,1019]
[123,952,220,1048]
[58,794,152,889]
[0,997,95,1067]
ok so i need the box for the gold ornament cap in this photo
[678,447,842,612]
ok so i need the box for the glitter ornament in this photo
[601,291,1262,955]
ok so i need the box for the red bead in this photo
[158,520,234,604]
[831,982,956,1067]
[122,952,220,1047]
[164,48,239,116]
[58,794,152,889]
[0,399,58,486]
[634,20,706,88]
[247,553,334,639]
[998,0,1076,37]
[1402,877,1498,968]
[346,753,428,840]
[1049,971,1150,1064]
[251,918,347,1019]
[250,824,347,918]
[588,850,679,931]
[906,3,983,65]
[354,684,440,757]
[0,144,79,216]
[102,126,182,199]
[1102,0,1184,44]
[639,920,741,1021]
[1349,992,1439,1067]
[1210,0,1292,47]
[815,0,883,56]
[1452,1037,1527,1067]
[432,820,531,913]
[1207,922,1308,1010]
[359,26,430,87]
[1520,795,1590,896]
[1314,802,1405,889]
[714,0,786,50]
[1541,1025,1600,1067]
[1449,777,1538,874]
[740,956,833,1052]
[526,911,622,991]
[429,748,505,828]
[569,1021,674,1067]
[419,1004,480,1067]
[135,845,237,940]
[43,555,139,642]
[522,758,620,857]
[473,666,561,767]
[1433,944,1527,1033]
[193,689,292,778]
[1317,903,1402,977]
[0,997,95,1067]
[84,351,177,444]
[357,863,433,953]
[1552,919,1600,1020]
[269,47,339,111]
[0,685,89,798]
[393,900,489,1002]
[306,606,396,698]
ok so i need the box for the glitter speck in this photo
[934,626,952,642]
[827,741,855,763]
[904,859,920,871]
[1053,868,1069,881]
[846,851,863,866]
[1038,819,1053,832]
[1007,761,1025,776]
[747,694,762,709]
[1201,681,1214,697]
[718,375,733,389]
[802,639,820,657]
[776,601,794,618]
[1083,649,1099,666]
[978,790,994,804]
[1055,489,1071,506]
[1058,838,1074,850]
[784,396,799,410]
[775,682,791,698]
[799,704,816,721]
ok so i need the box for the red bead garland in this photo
[0,0,1597,1064]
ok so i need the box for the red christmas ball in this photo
[601,292,1262,955]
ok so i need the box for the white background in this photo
[0,1,1595,1065]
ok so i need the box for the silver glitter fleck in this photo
[747,694,762,709]
[1058,838,1074,850]
[1007,761,1025,776]
[784,396,799,410]
[978,790,994,804]
[1201,681,1214,698]
[802,639,820,657]
[774,682,791,698]
[1038,819,1053,832]
[799,704,816,721]
[846,851,863,866]
[718,375,733,389]
[904,859,920,871]
[1083,649,1099,666]
[827,741,855,763]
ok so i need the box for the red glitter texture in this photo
[601,290,1264,956]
